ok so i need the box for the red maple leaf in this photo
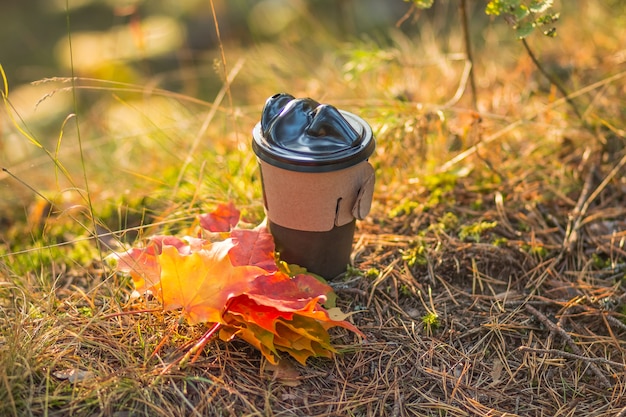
[157,240,267,324]
[221,271,363,364]
[199,201,240,232]
[229,227,278,272]
[111,203,363,367]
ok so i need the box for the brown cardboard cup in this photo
[259,159,375,278]
[252,94,375,279]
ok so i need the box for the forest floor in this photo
[1,2,626,416]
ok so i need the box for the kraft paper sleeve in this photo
[259,161,375,232]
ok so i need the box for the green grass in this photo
[2,1,626,416]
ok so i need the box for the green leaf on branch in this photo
[485,0,559,38]
[516,21,535,39]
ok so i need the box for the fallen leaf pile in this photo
[110,202,363,365]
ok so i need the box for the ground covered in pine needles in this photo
[2,2,626,416]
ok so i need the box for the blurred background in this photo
[1,0,449,84]
[0,0,465,222]
[0,0,624,240]
[1,0,438,102]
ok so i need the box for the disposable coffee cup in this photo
[252,93,375,279]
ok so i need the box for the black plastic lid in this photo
[252,93,375,172]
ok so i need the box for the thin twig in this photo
[521,38,582,120]
[459,0,477,111]
[606,314,626,332]
[395,3,416,28]
[524,304,612,388]
[518,346,626,369]
[160,322,222,374]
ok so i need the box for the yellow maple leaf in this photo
[158,240,267,325]
[111,203,364,367]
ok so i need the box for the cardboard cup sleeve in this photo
[259,160,375,232]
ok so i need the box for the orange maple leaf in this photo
[111,203,363,366]
[221,272,363,364]
[110,235,210,296]
[157,240,267,325]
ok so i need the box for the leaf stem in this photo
[185,322,223,366]
[159,322,222,374]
